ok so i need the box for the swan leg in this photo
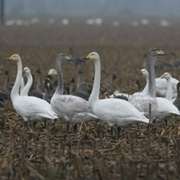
[52,118,57,126]
[110,126,114,135]
[32,121,37,129]
[164,119,168,126]
[74,124,78,134]
[23,121,28,129]
[117,126,121,135]
[66,121,70,133]
[44,120,47,128]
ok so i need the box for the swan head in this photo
[48,68,57,76]
[140,68,148,77]
[85,52,100,61]
[7,54,21,62]
[36,68,41,74]
[148,48,167,56]
[56,53,71,62]
[23,67,31,76]
[160,72,171,80]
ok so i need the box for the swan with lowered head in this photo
[129,48,167,118]
[50,53,99,133]
[140,68,179,119]
[6,54,58,123]
[84,52,149,128]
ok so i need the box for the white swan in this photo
[160,72,173,101]
[20,67,33,96]
[6,54,58,123]
[140,69,179,119]
[84,52,149,128]
[155,76,178,98]
[50,53,99,132]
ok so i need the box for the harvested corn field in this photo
[0,18,180,179]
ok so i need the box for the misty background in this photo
[4,0,180,19]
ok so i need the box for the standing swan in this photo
[20,67,33,96]
[85,52,149,128]
[129,48,167,117]
[160,72,173,101]
[50,53,99,133]
[6,54,58,124]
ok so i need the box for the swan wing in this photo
[92,99,149,126]
[13,96,57,121]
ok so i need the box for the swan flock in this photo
[4,48,180,132]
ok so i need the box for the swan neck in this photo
[21,73,33,96]
[146,54,156,97]
[11,60,22,100]
[56,59,64,94]
[142,74,149,93]
[166,78,172,100]
[77,73,83,90]
[89,59,100,105]
[177,83,180,98]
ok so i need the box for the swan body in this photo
[85,52,149,127]
[140,68,179,118]
[20,67,33,96]
[155,97,179,119]
[50,53,99,126]
[160,72,173,101]
[155,77,178,98]
[6,54,58,122]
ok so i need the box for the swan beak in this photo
[6,55,14,61]
[67,56,74,61]
[85,53,91,60]
[157,50,168,56]
[160,74,166,79]
[6,57,11,61]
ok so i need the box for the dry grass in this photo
[0,18,180,179]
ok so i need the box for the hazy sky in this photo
[5,0,180,18]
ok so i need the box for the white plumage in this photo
[140,69,179,119]
[6,54,58,122]
[160,72,173,101]
[85,52,149,127]
[20,67,33,96]
[155,76,178,98]
[50,53,99,131]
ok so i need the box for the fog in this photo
[4,0,180,18]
